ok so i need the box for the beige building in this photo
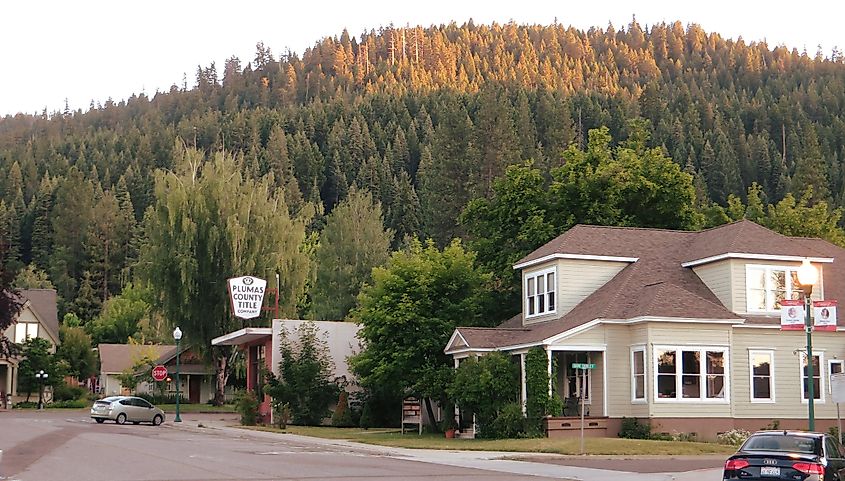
[97,343,216,403]
[445,220,845,440]
[1,289,59,406]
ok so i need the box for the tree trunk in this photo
[424,397,440,433]
[213,347,237,406]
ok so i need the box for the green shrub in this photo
[488,402,529,439]
[136,393,187,405]
[48,399,88,408]
[359,402,373,429]
[14,401,37,409]
[52,383,87,402]
[447,352,520,437]
[618,417,652,439]
[235,390,260,426]
[717,429,752,445]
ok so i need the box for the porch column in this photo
[520,353,527,415]
[11,364,18,396]
[547,348,553,396]
[453,357,460,422]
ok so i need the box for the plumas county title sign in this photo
[227,276,267,319]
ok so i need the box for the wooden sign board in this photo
[401,397,422,435]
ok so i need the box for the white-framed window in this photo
[14,322,39,343]
[828,359,844,394]
[654,346,728,402]
[746,264,802,313]
[631,346,646,402]
[749,350,774,402]
[525,267,556,318]
[800,352,825,402]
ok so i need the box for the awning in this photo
[211,327,272,346]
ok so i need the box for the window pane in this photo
[547,273,555,293]
[527,278,535,296]
[748,289,766,311]
[548,291,555,311]
[657,351,676,373]
[752,354,771,376]
[14,324,26,343]
[633,351,644,375]
[27,323,38,338]
[537,275,546,295]
[832,363,844,375]
[770,270,786,291]
[707,352,724,375]
[682,351,700,374]
[538,293,545,312]
[747,269,765,289]
[682,375,700,398]
[635,375,645,399]
[528,297,535,315]
[707,374,724,398]
[753,377,771,399]
[804,355,822,400]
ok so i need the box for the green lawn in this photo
[242,426,736,456]
[158,403,236,413]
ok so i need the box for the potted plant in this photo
[442,411,459,438]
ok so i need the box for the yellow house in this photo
[1,289,60,405]
[445,220,845,440]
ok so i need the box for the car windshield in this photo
[743,434,819,454]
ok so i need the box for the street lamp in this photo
[173,327,183,423]
[797,259,819,431]
[35,370,48,410]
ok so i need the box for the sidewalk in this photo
[166,416,724,481]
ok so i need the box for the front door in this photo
[189,376,201,404]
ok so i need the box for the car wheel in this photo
[116,413,127,425]
[95,418,105,424]
[152,414,163,426]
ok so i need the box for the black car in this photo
[723,430,845,480]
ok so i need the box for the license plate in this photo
[760,466,780,476]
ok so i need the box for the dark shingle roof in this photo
[98,344,175,374]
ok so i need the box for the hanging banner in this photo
[228,276,267,319]
[780,299,805,330]
[814,300,838,331]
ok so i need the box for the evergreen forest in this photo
[2,19,845,330]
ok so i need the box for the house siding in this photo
[604,324,649,418]
[693,261,733,311]
[731,327,845,420]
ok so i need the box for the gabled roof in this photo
[16,289,59,343]
[449,221,839,352]
[98,343,175,374]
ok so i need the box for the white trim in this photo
[548,344,607,352]
[210,327,272,346]
[513,253,638,270]
[520,353,527,415]
[631,346,647,404]
[443,347,496,356]
[800,351,826,404]
[602,354,608,417]
[524,266,557,319]
[749,350,775,403]
[443,330,470,354]
[652,345,730,403]
[682,253,833,268]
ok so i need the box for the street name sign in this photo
[571,363,596,369]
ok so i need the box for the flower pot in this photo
[445,428,456,439]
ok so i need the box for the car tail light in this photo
[793,462,824,475]
[725,459,750,470]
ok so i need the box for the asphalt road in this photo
[0,410,724,481]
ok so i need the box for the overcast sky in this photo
[2,1,842,116]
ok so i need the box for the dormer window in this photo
[14,322,39,343]
[746,264,803,313]
[526,267,556,317]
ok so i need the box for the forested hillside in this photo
[2,19,845,322]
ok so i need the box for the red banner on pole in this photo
[780,299,805,330]
[814,300,838,331]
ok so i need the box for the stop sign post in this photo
[152,365,168,382]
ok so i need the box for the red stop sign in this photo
[152,365,168,382]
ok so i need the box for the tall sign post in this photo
[571,362,595,455]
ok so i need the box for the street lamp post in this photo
[173,327,183,423]
[35,370,48,410]
[798,259,819,432]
